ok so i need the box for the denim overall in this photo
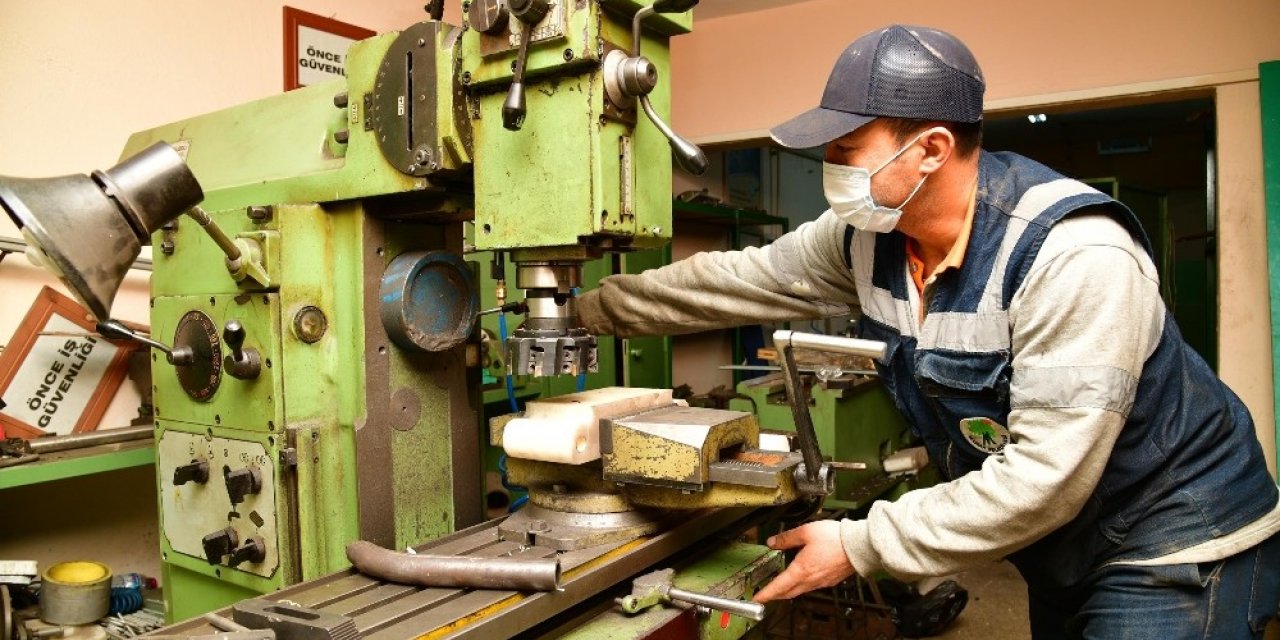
[848,151,1277,597]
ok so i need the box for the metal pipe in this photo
[28,425,153,454]
[202,613,249,633]
[773,330,887,360]
[185,206,242,265]
[666,587,766,622]
[345,541,561,591]
[0,235,152,271]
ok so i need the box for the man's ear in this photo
[918,126,955,174]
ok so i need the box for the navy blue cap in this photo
[771,25,985,149]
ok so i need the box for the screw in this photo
[160,239,175,255]
[417,38,427,47]
[651,226,663,235]
[407,163,419,173]
[414,149,430,163]
[461,71,472,84]
[563,48,574,61]
[333,91,349,109]
[334,129,350,144]
[246,205,273,222]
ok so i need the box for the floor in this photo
[933,561,1030,640]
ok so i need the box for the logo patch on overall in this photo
[961,417,1010,454]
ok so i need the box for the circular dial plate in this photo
[174,310,222,402]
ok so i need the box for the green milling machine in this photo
[0,2,911,637]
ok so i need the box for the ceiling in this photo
[693,0,814,20]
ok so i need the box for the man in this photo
[577,25,1280,638]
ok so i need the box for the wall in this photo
[672,0,1280,142]
[670,0,1280,469]
[0,0,459,584]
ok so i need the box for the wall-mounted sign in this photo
[0,287,139,438]
[283,7,375,91]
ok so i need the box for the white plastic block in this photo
[502,387,674,464]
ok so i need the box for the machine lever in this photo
[773,330,889,496]
[502,0,550,131]
[96,319,193,366]
[202,527,239,565]
[174,458,211,485]
[619,4,708,175]
[620,568,765,622]
[222,320,262,379]
[228,536,267,567]
[224,466,263,505]
[639,95,709,175]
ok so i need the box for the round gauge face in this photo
[174,310,222,402]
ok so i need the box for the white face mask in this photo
[822,131,931,233]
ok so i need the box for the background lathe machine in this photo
[0,1,894,637]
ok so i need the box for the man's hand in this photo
[752,520,856,603]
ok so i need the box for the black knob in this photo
[173,458,210,485]
[201,527,239,565]
[228,536,267,567]
[224,320,246,360]
[222,320,262,379]
[224,466,263,505]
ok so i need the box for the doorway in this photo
[984,97,1219,368]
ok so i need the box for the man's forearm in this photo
[578,211,860,337]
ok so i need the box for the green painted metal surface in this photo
[0,442,154,490]
[1262,60,1280,477]
[731,377,929,511]
[559,543,778,640]
[162,562,260,624]
[468,3,677,254]
[116,0,706,624]
[121,33,468,216]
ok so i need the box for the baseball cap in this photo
[770,25,985,149]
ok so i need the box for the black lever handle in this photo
[174,458,210,486]
[224,466,263,505]
[222,320,262,379]
[224,320,246,360]
[228,536,267,567]
[502,0,550,131]
[202,527,239,565]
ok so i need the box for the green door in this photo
[1261,60,1280,477]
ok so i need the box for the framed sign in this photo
[283,7,375,91]
[0,287,139,438]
